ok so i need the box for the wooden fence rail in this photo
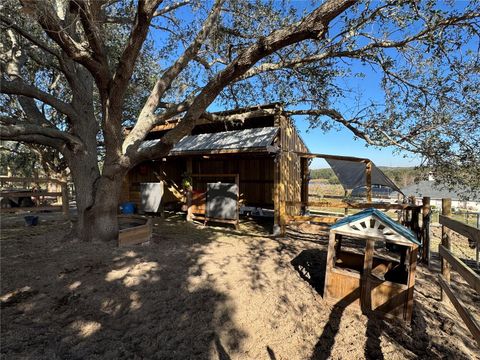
[438,198,480,346]
[0,176,69,215]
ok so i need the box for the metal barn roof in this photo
[331,208,421,246]
[169,126,278,154]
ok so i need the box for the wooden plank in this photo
[0,176,65,185]
[438,275,480,346]
[366,161,372,203]
[301,158,309,213]
[286,200,347,208]
[190,173,238,178]
[439,215,480,243]
[286,200,421,210]
[441,199,452,301]
[405,247,418,322]
[295,152,370,163]
[362,239,375,313]
[0,191,62,197]
[439,245,480,294]
[422,196,431,264]
[286,215,339,224]
[0,205,62,213]
[118,224,152,246]
[324,231,337,299]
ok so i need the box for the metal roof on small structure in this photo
[331,208,421,246]
[168,126,279,154]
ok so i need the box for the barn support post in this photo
[405,246,418,322]
[300,157,309,215]
[186,157,193,222]
[421,196,431,265]
[323,231,337,299]
[279,175,287,236]
[273,153,281,235]
[365,161,372,203]
[361,238,375,313]
[441,198,452,301]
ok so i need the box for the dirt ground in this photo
[1,213,479,360]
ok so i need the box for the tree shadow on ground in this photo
[289,243,476,360]
[0,215,247,359]
[290,249,327,297]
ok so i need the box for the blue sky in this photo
[294,119,421,169]
[292,57,422,169]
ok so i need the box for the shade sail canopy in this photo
[325,158,402,194]
[139,127,279,155]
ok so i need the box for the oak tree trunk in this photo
[67,152,125,242]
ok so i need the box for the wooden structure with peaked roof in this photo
[325,208,421,322]
[121,104,309,229]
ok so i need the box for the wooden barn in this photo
[121,104,309,230]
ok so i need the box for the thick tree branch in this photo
[0,14,60,60]
[0,116,83,151]
[110,0,163,100]
[71,0,109,70]
[137,0,225,122]
[1,78,77,119]
[238,11,480,81]
[136,0,357,162]
[286,109,373,143]
[153,1,190,17]
[19,0,110,89]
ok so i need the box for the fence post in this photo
[365,161,372,203]
[441,198,452,301]
[61,182,69,217]
[422,196,431,264]
[476,213,480,271]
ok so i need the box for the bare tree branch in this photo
[137,0,225,122]
[238,11,480,81]
[19,0,110,89]
[110,0,164,99]
[153,1,190,17]
[0,116,83,151]
[137,0,358,161]
[1,78,77,119]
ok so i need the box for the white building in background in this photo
[401,179,480,211]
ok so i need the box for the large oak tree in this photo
[1,0,479,241]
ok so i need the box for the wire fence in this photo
[430,211,480,229]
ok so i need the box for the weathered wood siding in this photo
[191,156,274,207]
[121,159,185,208]
[275,114,309,217]
[123,156,275,209]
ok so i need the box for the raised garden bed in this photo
[118,215,152,246]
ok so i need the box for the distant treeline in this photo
[310,167,422,187]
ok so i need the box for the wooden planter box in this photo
[118,215,152,246]
[325,209,420,322]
